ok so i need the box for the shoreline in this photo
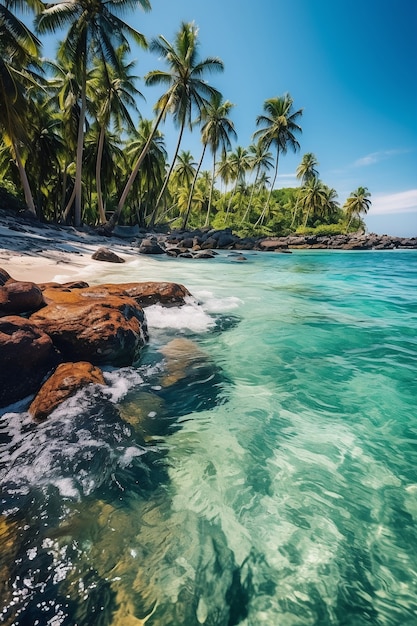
[1,208,416,284]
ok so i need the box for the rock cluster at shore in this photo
[0,267,192,413]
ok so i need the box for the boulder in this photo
[138,238,165,255]
[30,292,148,366]
[55,281,193,308]
[0,316,60,407]
[29,361,105,421]
[0,268,12,286]
[0,280,45,316]
[92,247,125,263]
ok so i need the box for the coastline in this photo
[1,207,417,285]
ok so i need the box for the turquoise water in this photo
[1,250,416,625]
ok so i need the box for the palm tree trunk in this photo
[95,125,107,224]
[149,121,185,228]
[241,166,260,223]
[204,150,217,227]
[290,191,301,228]
[110,105,167,229]
[255,148,279,227]
[73,61,87,227]
[13,140,37,217]
[182,143,206,230]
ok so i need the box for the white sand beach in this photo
[0,210,140,283]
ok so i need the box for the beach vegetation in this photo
[0,3,371,236]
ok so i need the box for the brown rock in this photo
[29,361,105,421]
[30,292,148,366]
[47,281,193,308]
[0,280,45,316]
[0,316,60,407]
[92,247,125,263]
[0,268,12,286]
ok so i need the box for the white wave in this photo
[145,300,216,332]
[196,290,243,313]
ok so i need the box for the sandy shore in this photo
[0,209,141,284]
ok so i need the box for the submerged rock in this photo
[29,361,105,421]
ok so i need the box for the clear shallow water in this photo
[1,250,416,626]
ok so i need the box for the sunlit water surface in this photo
[1,250,416,626]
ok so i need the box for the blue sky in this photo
[42,0,417,236]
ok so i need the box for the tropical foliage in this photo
[0,2,371,235]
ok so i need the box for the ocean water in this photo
[1,249,416,626]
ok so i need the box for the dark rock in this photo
[29,361,105,421]
[138,238,165,255]
[70,281,192,308]
[0,281,45,316]
[0,268,12,286]
[92,247,125,263]
[0,316,60,407]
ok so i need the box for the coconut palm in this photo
[253,94,302,226]
[0,0,43,216]
[88,46,141,223]
[142,22,224,227]
[296,152,319,184]
[225,146,250,222]
[291,153,320,227]
[182,93,236,229]
[343,186,371,232]
[36,0,150,226]
[124,119,167,226]
[298,177,328,227]
[241,141,273,223]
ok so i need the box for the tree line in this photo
[0,0,371,235]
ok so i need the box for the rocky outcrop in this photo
[29,361,105,421]
[73,281,193,308]
[0,267,198,411]
[30,291,148,366]
[0,315,60,407]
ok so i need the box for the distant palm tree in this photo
[124,119,167,226]
[343,186,371,231]
[292,153,320,227]
[37,0,150,225]
[253,93,302,226]
[296,152,319,184]
[241,141,273,223]
[182,93,236,229]
[225,146,250,221]
[298,177,328,227]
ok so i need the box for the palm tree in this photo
[124,119,167,226]
[88,46,141,223]
[298,177,328,227]
[182,93,236,229]
[343,186,371,232]
[296,152,319,184]
[241,141,273,223]
[0,0,43,216]
[291,152,319,227]
[143,22,224,227]
[253,94,302,226]
[225,146,250,221]
[36,0,150,226]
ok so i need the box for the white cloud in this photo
[353,149,406,167]
[369,189,417,215]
